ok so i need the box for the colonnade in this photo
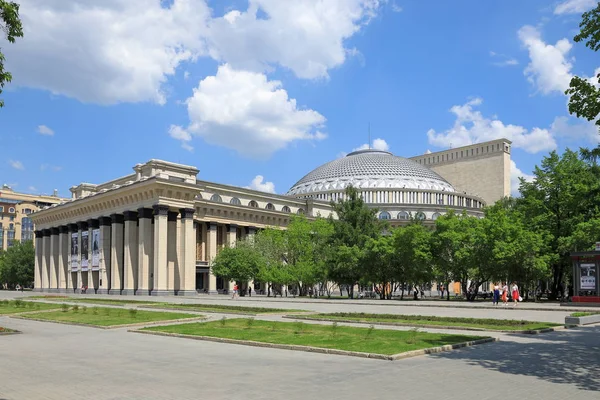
[34,205,197,296]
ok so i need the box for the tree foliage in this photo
[0,240,34,288]
[211,239,262,283]
[0,0,24,108]
[566,3,600,131]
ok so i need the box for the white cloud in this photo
[427,98,557,153]
[510,160,534,197]
[5,0,210,104]
[168,125,194,152]
[8,160,24,170]
[183,71,190,80]
[489,51,518,67]
[40,164,62,172]
[246,175,276,193]
[391,3,403,13]
[518,25,573,95]
[550,116,599,144]
[37,125,54,136]
[207,0,382,79]
[352,138,390,152]
[170,64,326,158]
[554,0,597,14]
[28,186,37,192]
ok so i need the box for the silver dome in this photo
[287,149,455,196]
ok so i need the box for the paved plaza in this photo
[0,292,599,400]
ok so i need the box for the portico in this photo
[31,159,330,295]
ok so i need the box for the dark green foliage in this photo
[0,1,24,107]
[0,241,35,288]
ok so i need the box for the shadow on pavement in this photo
[430,326,600,392]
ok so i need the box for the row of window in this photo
[303,191,482,209]
[209,194,304,214]
[0,207,33,215]
[416,143,509,165]
[378,211,442,221]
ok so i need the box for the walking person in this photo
[493,282,500,306]
[511,282,520,307]
[501,282,509,307]
[232,283,238,299]
[248,286,251,297]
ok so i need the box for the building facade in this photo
[0,185,65,251]
[30,139,511,295]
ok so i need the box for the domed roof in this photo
[287,149,455,196]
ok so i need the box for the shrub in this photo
[27,302,34,308]
[219,317,227,327]
[14,299,23,308]
[293,321,305,335]
[61,304,69,312]
[366,325,375,339]
[405,327,420,344]
[129,309,138,319]
[245,317,255,329]
[72,304,79,313]
[92,307,98,315]
[82,306,87,313]
[103,308,111,316]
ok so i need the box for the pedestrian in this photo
[501,282,509,307]
[493,282,500,306]
[248,286,251,297]
[511,282,520,307]
[232,283,238,299]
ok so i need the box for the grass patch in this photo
[28,296,156,306]
[18,306,201,327]
[143,319,485,355]
[0,299,61,314]
[149,303,303,315]
[0,326,17,333]
[297,313,560,331]
[570,312,600,317]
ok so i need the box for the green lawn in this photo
[0,300,62,314]
[295,313,560,331]
[147,303,304,315]
[18,306,201,327]
[28,296,156,306]
[143,319,485,355]
[570,312,600,317]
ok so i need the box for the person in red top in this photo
[232,284,238,299]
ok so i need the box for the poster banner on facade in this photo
[580,263,596,290]
[91,229,100,270]
[70,232,79,271]
[81,231,89,271]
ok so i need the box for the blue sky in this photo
[1,0,598,198]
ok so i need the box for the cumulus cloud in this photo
[510,160,534,197]
[518,25,573,95]
[554,0,597,14]
[426,98,557,154]
[8,160,24,170]
[550,116,599,144]
[168,125,194,152]
[207,0,382,79]
[5,0,382,104]
[170,64,326,159]
[352,138,390,152]
[37,125,54,136]
[5,0,210,104]
[246,175,276,193]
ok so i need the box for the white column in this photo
[109,214,124,295]
[34,231,43,291]
[207,222,218,294]
[42,230,51,292]
[58,226,69,292]
[226,224,237,291]
[97,217,111,294]
[151,205,169,296]
[167,211,178,294]
[137,208,153,295]
[122,211,139,295]
[179,208,196,295]
[68,224,79,292]
[49,228,59,292]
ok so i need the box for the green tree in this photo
[253,228,290,297]
[391,223,433,299]
[0,240,34,288]
[1,1,24,108]
[363,234,395,299]
[517,149,600,298]
[211,239,262,284]
[327,186,384,298]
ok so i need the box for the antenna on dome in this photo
[368,122,371,149]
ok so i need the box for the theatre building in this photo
[30,138,511,295]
